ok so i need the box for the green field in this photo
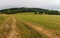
[0,13,60,38]
[15,13,60,30]
[16,19,47,38]
[15,13,60,37]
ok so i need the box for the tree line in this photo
[0,7,60,15]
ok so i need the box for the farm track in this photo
[7,16,21,38]
[20,19,60,38]
[0,16,12,38]
[0,15,21,38]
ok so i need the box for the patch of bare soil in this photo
[20,19,60,38]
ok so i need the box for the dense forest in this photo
[0,7,60,15]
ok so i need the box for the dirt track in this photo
[7,16,21,38]
[20,19,60,38]
[0,16,21,38]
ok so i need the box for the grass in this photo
[0,15,8,24]
[0,14,47,38]
[16,17,47,38]
[15,13,60,34]
[0,13,60,38]
[14,13,60,38]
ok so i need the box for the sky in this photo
[0,0,60,10]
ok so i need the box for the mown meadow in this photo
[15,13,60,30]
[15,13,60,37]
[0,13,60,38]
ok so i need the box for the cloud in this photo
[0,0,60,10]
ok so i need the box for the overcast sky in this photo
[0,0,60,10]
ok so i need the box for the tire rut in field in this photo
[20,19,60,38]
[7,16,21,38]
[0,16,12,38]
[0,16,21,38]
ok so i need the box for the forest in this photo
[0,7,60,15]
